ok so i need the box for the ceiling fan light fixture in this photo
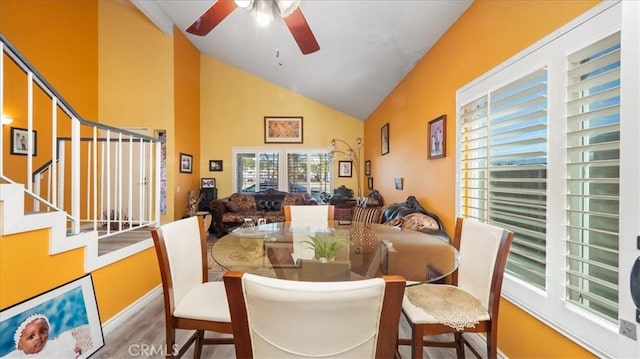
[276,0,300,18]
[234,0,254,9]
[255,0,274,26]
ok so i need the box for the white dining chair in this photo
[398,217,514,359]
[223,271,406,358]
[284,205,335,226]
[151,216,233,358]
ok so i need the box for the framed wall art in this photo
[381,123,389,155]
[264,116,303,143]
[179,153,192,173]
[368,177,374,190]
[364,160,371,176]
[0,274,104,358]
[209,160,223,172]
[201,178,216,189]
[428,114,446,159]
[338,161,353,178]
[10,127,37,156]
[394,177,404,190]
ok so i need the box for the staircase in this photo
[0,33,163,270]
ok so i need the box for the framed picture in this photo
[201,178,216,189]
[338,161,352,178]
[364,160,371,176]
[368,177,374,190]
[381,123,389,155]
[428,114,446,159]
[264,116,303,143]
[10,127,37,156]
[0,274,104,358]
[395,177,404,190]
[179,153,192,173]
[209,160,223,172]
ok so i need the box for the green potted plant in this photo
[303,234,346,262]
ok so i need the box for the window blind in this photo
[459,68,548,290]
[565,32,620,322]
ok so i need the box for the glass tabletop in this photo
[211,221,459,283]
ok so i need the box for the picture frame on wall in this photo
[428,114,446,159]
[201,178,216,189]
[381,123,389,155]
[264,116,303,143]
[0,274,104,358]
[209,160,223,172]
[364,160,371,176]
[368,177,374,190]
[394,177,404,190]
[179,153,192,173]
[10,127,37,156]
[338,161,353,177]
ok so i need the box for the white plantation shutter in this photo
[459,68,548,289]
[456,3,637,356]
[565,32,620,322]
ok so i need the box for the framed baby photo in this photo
[0,274,104,358]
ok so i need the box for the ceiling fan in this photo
[186,0,320,55]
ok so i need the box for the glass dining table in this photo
[211,221,459,283]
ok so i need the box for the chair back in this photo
[151,216,207,310]
[284,205,334,225]
[224,271,405,359]
[454,217,514,311]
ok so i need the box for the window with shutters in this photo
[565,32,620,322]
[456,2,638,357]
[233,148,332,202]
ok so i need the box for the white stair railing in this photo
[1,33,162,239]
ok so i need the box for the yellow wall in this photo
[174,29,201,219]
[98,0,176,222]
[365,0,600,357]
[200,56,363,198]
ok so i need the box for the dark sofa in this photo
[381,196,449,243]
[210,188,317,235]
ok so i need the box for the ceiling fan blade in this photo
[283,7,320,55]
[186,0,237,36]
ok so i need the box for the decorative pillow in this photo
[383,218,403,227]
[225,200,240,212]
[352,206,382,224]
[400,213,439,231]
[230,194,256,212]
[282,194,304,206]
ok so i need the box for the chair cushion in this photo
[352,206,382,224]
[173,281,231,323]
[402,284,489,330]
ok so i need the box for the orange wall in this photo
[0,0,161,323]
[365,0,600,357]
[174,29,201,219]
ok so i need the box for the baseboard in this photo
[101,285,162,336]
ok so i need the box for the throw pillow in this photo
[400,213,439,231]
[383,217,403,227]
[225,201,240,212]
[352,206,382,224]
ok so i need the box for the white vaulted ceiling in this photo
[133,0,472,120]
